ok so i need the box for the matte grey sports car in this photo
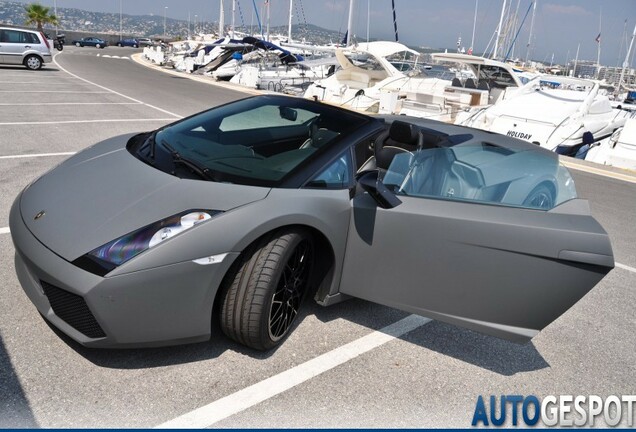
[10,95,614,350]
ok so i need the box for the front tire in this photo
[96,43,101,49]
[75,42,81,47]
[220,228,314,350]
[24,55,42,70]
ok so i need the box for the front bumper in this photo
[10,195,239,348]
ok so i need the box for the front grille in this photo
[41,281,106,338]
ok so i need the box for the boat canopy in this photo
[352,41,420,59]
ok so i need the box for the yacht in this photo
[303,41,449,115]
[459,75,633,156]
[585,116,636,169]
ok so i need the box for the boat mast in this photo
[573,43,580,77]
[617,23,636,97]
[288,0,293,42]
[470,0,478,55]
[525,0,536,65]
[266,0,271,41]
[231,0,236,38]
[493,0,507,59]
[596,7,602,79]
[219,0,225,36]
[346,0,354,46]
[391,0,399,42]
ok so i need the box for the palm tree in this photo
[24,3,59,32]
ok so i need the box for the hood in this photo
[20,135,270,261]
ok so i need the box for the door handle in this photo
[25,45,32,49]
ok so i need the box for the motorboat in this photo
[585,116,636,169]
[459,75,633,156]
[399,52,525,122]
[303,41,449,115]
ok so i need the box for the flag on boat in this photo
[595,33,601,43]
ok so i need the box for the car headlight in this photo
[73,210,222,276]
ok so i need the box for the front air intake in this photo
[41,281,106,338]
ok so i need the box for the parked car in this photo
[10,95,614,350]
[72,37,108,48]
[0,26,53,70]
[137,38,152,47]
[116,38,139,48]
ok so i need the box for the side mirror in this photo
[279,106,298,122]
[356,170,402,209]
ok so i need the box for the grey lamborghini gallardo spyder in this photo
[10,95,614,350]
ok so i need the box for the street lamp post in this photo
[194,14,198,35]
[163,6,168,38]
[54,0,58,35]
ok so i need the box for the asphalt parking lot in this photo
[0,46,635,428]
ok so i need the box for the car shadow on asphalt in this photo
[0,66,60,72]
[0,334,40,427]
[43,298,548,376]
[310,299,551,376]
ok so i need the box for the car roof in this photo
[0,26,40,34]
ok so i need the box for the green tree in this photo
[24,3,59,32]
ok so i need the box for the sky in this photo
[10,0,636,66]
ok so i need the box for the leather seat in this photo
[374,120,423,170]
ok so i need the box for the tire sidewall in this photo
[261,230,313,348]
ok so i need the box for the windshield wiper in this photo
[161,140,216,181]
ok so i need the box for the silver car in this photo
[10,95,614,350]
[0,26,53,70]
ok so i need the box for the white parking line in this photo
[616,262,636,274]
[0,227,9,235]
[53,53,183,119]
[0,118,175,126]
[0,102,142,106]
[0,91,110,93]
[0,152,76,160]
[156,314,431,429]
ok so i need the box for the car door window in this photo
[26,32,40,44]
[1,30,24,43]
[382,143,577,210]
[305,150,352,189]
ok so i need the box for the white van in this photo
[0,27,53,70]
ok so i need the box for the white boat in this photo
[400,52,525,122]
[459,75,633,155]
[585,116,636,169]
[303,41,449,115]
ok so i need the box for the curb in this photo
[130,53,262,96]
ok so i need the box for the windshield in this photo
[136,96,368,187]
